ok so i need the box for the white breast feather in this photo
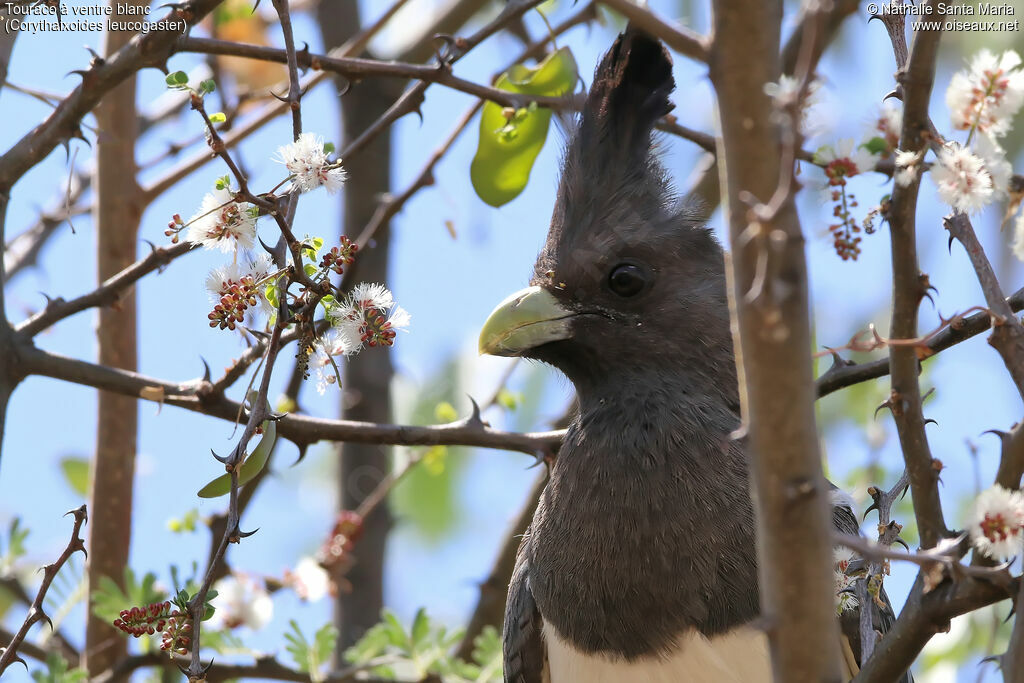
[543,624,772,683]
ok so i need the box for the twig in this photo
[944,212,1024,401]
[881,0,947,550]
[0,0,221,195]
[597,0,708,62]
[0,506,87,674]
[15,241,193,338]
[172,37,580,112]
[816,286,1024,397]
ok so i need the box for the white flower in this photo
[764,75,820,133]
[187,186,257,253]
[975,133,1013,195]
[348,282,394,312]
[763,74,800,103]
[205,262,242,300]
[874,104,903,151]
[275,132,347,194]
[930,143,994,213]
[894,149,923,188]
[329,283,410,353]
[969,485,1024,561]
[311,330,358,393]
[815,139,881,181]
[833,547,859,615]
[285,557,331,602]
[946,49,1024,138]
[209,575,273,630]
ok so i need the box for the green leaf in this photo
[470,47,578,207]
[208,112,227,123]
[496,388,521,412]
[197,416,277,498]
[91,568,165,622]
[422,446,447,476]
[165,71,188,88]
[319,294,335,311]
[434,401,458,423]
[167,508,199,533]
[861,136,889,155]
[323,142,335,155]
[265,283,279,309]
[304,263,318,278]
[1,517,30,573]
[285,620,337,682]
[411,607,429,646]
[214,174,231,191]
[31,652,87,683]
[59,456,90,497]
[199,79,217,94]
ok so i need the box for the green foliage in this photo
[167,508,200,533]
[202,628,251,656]
[470,47,578,207]
[199,79,217,95]
[495,388,521,412]
[284,620,338,683]
[208,112,227,123]
[164,70,190,90]
[197,414,277,498]
[30,653,87,683]
[91,568,165,623]
[434,401,458,423]
[59,456,90,497]
[345,610,501,682]
[861,136,890,155]
[391,358,473,540]
[323,142,336,155]
[0,517,29,575]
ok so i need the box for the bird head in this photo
[479,28,735,403]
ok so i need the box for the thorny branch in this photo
[0,505,87,674]
[881,0,947,551]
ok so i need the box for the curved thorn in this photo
[290,442,309,466]
[874,400,893,420]
[200,357,211,382]
[924,418,938,427]
[210,448,229,464]
[237,527,260,538]
[200,658,216,675]
[862,502,879,520]
[892,537,910,550]
[882,88,901,101]
[467,394,483,427]
[268,411,288,422]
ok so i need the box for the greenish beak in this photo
[478,286,574,356]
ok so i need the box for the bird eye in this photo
[607,263,647,297]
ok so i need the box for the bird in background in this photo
[478,26,907,683]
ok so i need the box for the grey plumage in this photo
[482,26,908,683]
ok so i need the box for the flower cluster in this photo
[330,282,411,351]
[284,556,332,602]
[112,601,193,656]
[833,547,859,615]
[813,140,881,260]
[276,132,347,194]
[968,485,1024,561]
[930,144,994,214]
[209,574,273,631]
[930,49,1023,216]
[947,49,1024,138]
[186,185,258,253]
[205,256,275,330]
[320,235,358,275]
[318,510,364,571]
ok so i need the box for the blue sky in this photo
[1,1,1022,680]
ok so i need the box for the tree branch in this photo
[882,2,947,550]
[710,0,840,678]
[0,506,87,674]
[14,342,563,455]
